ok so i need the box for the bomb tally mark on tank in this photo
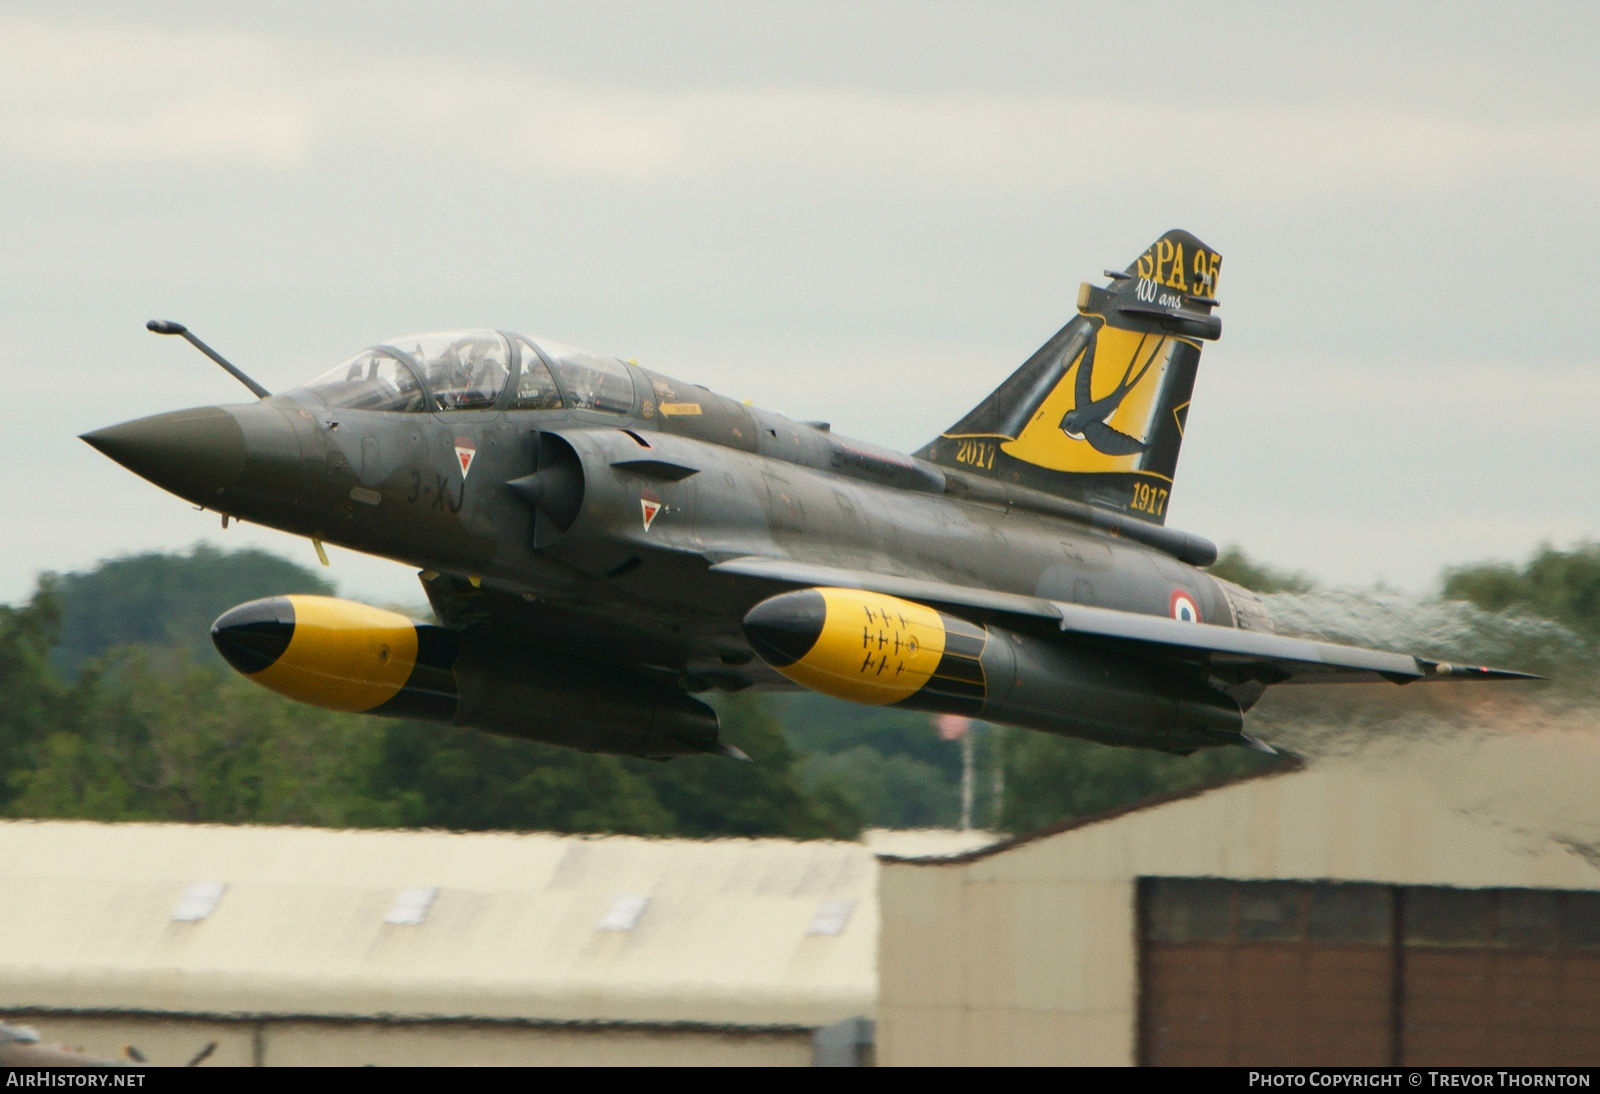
[454,437,476,479]
[861,604,917,676]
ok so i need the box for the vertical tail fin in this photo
[917,229,1221,525]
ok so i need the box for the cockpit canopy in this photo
[302,330,636,414]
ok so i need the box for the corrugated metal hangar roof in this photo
[0,822,982,1029]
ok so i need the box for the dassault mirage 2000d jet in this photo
[83,230,1534,762]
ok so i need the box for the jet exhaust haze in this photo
[1246,588,1595,865]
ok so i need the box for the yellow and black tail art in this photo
[742,587,989,715]
[917,229,1221,525]
[211,595,460,720]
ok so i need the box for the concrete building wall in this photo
[877,761,1600,1067]
[16,1015,256,1068]
[879,869,1135,1065]
[17,1013,812,1067]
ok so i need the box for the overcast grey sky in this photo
[3,1,1597,605]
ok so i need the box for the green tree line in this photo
[0,549,853,838]
[1441,542,1600,642]
[0,541,1587,838]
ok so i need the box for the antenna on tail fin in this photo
[916,229,1221,526]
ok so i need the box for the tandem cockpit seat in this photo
[297,329,635,415]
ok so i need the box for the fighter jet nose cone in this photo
[742,589,827,668]
[212,597,296,675]
[82,406,247,504]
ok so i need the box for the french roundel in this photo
[1169,590,1201,624]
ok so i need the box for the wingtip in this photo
[1420,659,1547,682]
[1239,732,1278,755]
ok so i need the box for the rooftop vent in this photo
[808,897,857,937]
[385,887,439,926]
[172,881,226,922]
[597,895,649,932]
